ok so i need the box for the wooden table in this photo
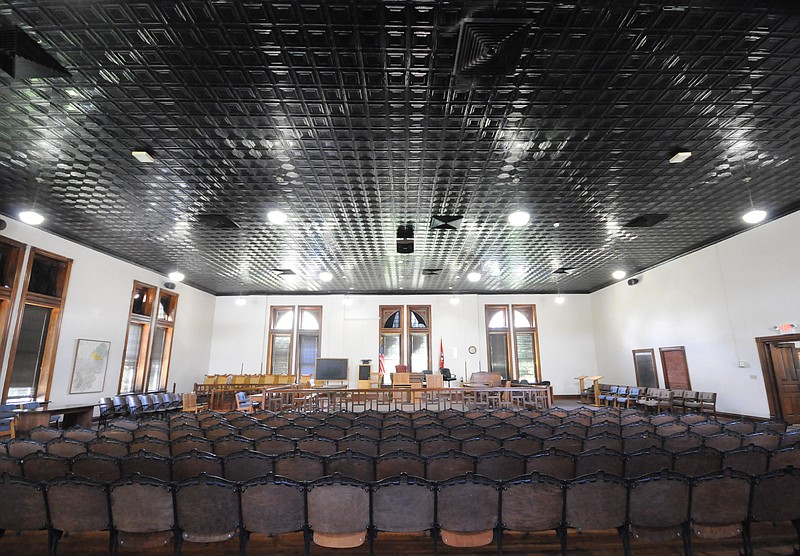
[13,403,95,437]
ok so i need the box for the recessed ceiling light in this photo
[742,209,766,224]
[267,210,288,225]
[18,210,44,225]
[234,296,247,306]
[612,270,627,280]
[508,211,531,226]
[668,151,692,164]
[168,271,185,282]
[319,271,333,282]
[553,222,560,228]
[467,272,481,282]
[555,295,565,304]
[131,150,155,163]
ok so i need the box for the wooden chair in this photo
[109,475,175,552]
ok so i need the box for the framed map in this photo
[69,339,110,394]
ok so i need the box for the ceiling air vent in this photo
[552,267,576,275]
[454,18,532,76]
[0,26,70,79]
[196,214,240,229]
[422,268,442,276]
[271,268,295,276]
[431,215,463,231]
[624,214,669,228]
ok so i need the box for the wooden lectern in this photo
[586,375,604,406]
[575,375,589,404]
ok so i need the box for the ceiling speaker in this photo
[396,240,414,254]
[627,278,639,286]
[0,218,6,231]
[164,282,176,290]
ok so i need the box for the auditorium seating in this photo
[0,407,797,555]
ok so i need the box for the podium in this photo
[585,375,604,406]
[575,375,590,404]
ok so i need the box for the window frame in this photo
[511,304,541,382]
[145,290,178,392]
[118,282,178,394]
[3,248,72,402]
[484,303,541,382]
[266,305,323,376]
[407,305,432,373]
[295,306,322,377]
[379,305,404,372]
[0,237,26,391]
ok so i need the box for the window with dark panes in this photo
[4,249,72,402]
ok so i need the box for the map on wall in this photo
[69,339,110,394]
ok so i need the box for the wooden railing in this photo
[241,386,552,413]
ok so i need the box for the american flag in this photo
[378,342,386,376]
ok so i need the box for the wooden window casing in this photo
[3,248,72,402]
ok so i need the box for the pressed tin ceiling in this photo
[1,0,800,295]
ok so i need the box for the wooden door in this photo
[659,346,692,390]
[769,343,800,423]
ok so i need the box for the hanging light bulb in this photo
[343,294,353,305]
[742,176,767,224]
[235,296,247,306]
[449,294,460,305]
[555,283,565,304]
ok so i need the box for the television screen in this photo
[315,358,348,381]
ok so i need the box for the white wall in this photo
[208,292,597,394]
[0,218,216,407]
[591,210,800,418]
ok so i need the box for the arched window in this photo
[484,304,539,382]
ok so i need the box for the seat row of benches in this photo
[1,465,799,555]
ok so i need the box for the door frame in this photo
[755,332,800,420]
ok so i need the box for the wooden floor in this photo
[1,523,797,555]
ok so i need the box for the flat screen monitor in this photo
[315,358,348,381]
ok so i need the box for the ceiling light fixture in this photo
[507,210,530,226]
[555,281,565,304]
[742,177,766,224]
[467,272,481,282]
[234,296,247,306]
[131,150,155,163]
[18,210,44,225]
[343,294,353,305]
[449,295,460,305]
[319,271,333,282]
[612,270,627,280]
[168,271,185,282]
[669,151,692,164]
[267,210,288,225]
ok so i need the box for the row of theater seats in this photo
[2,466,799,555]
[5,422,800,461]
[96,406,789,439]
[3,441,800,484]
